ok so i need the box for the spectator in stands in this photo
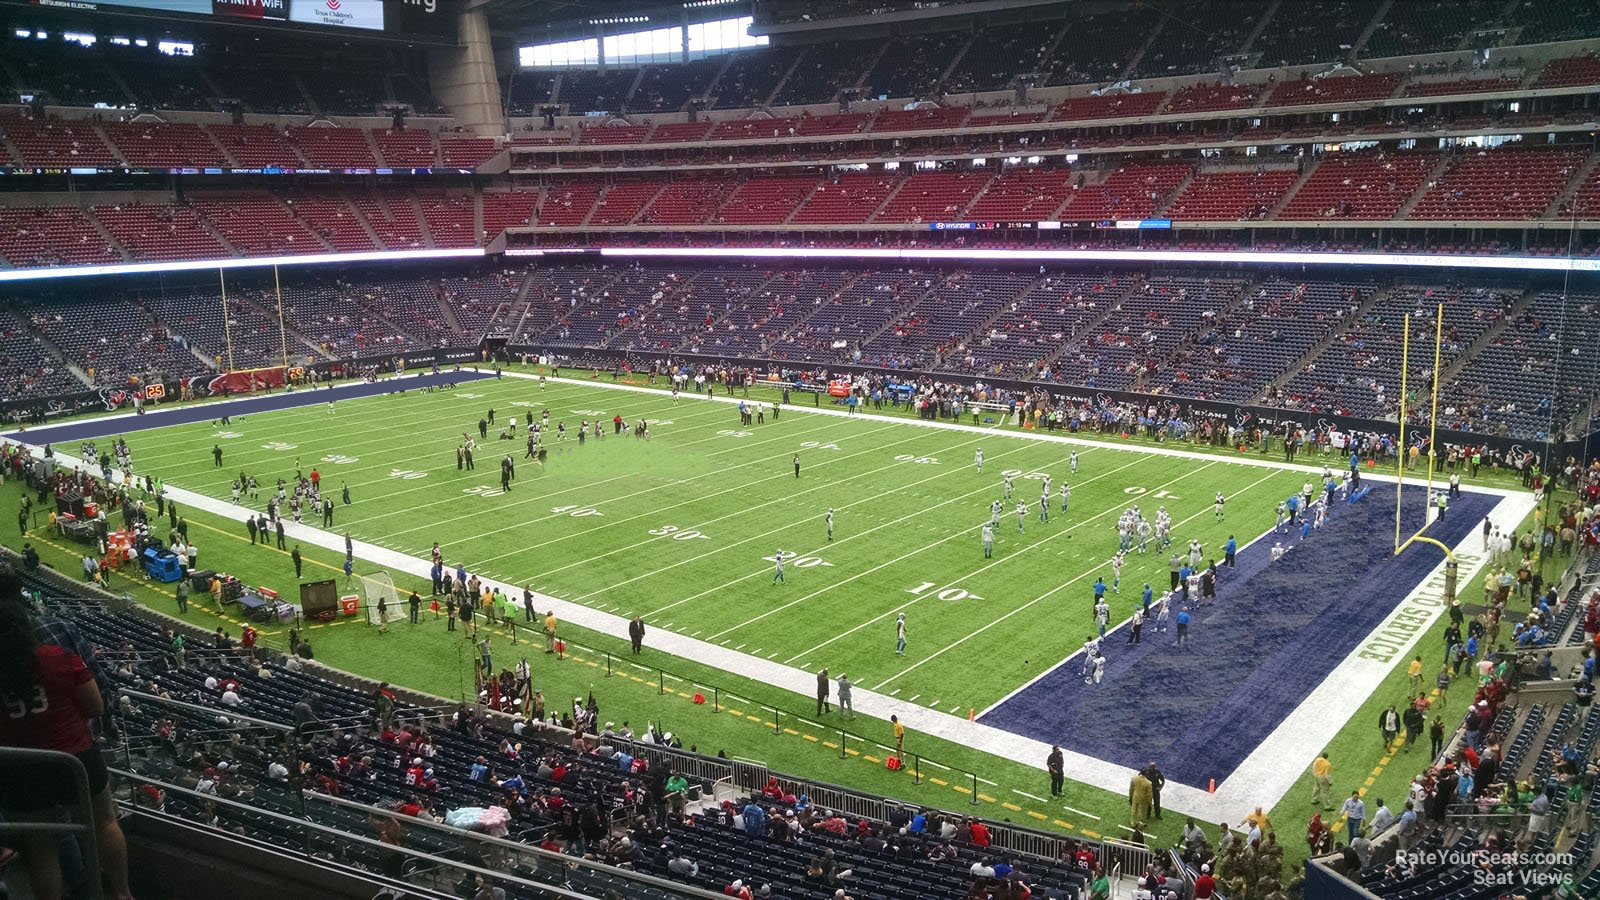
[666,848,698,878]
[0,586,135,900]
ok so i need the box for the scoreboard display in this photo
[16,0,451,40]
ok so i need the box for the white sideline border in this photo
[7,371,1535,826]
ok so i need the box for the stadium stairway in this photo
[1253,283,1397,403]
[13,313,95,391]
[1433,287,1535,387]
[1030,280,1143,380]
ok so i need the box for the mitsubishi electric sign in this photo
[289,0,383,30]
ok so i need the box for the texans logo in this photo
[1510,443,1527,460]
[1234,409,1252,426]
[98,388,126,411]
[46,400,65,413]
[1095,393,1113,408]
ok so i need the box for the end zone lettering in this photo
[1359,551,1483,663]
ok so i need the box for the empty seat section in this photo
[93,203,228,261]
[372,128,437,167]
[873,171,992,223]
[965,168,1074,220]
[101,122,227,168]
[189,192,322,255]
[347,191,426,249]
[284,194,377,253]
[1279,151,1438,219]
[639,179,734,225]
[791,174,899,225]
[418,194,477,248]
[1167,169,1298,221]
[711,176,818,225]
[289,127,378,168]
[1410,147,1585,220]
[207,125,303,168]
[587,182,665,227]
[0,207,121,267]
[1057,163,1191,220]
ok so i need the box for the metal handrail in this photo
[114,768,726,899]
[111,692,717,898]
[0,746,102,900]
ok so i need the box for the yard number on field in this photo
[261,441,297,451]
[906,581,982,602]
[551,505,604,517]
[213,431,242,438]
[718,429,752,438]
[322,454,359,464]
[464,485,505,498]
[389,469,428,480]
[649,525,710,541]
[1124,486,1181,499]
[800,441,841,451]
[895,454,940,465]
[1002,469,1050,480]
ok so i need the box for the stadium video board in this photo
[17,0,449,39]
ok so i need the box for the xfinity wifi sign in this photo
[212,0,287,19]
[290,0,384,30]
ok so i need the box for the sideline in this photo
[6,373,1537,824]
[524,372,1526,499]
[2,370,496,445]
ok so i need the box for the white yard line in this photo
[512,372,1524,499]
[382,416,864,542]
[777,454,1181,664]
[472,421,950,574]
[864,460,1241,692]
[632,440,1048,620]
[975,468,1285,718]
[8,373,1536,827]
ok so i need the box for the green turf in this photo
[6,367,1551,868]
[67,374,1313,711]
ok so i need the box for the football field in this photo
[69,374,1305,716]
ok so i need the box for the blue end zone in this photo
[2,370,497,446]
[978,483,1496,789]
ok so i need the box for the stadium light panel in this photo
[0,248,485,283]
[500,245,1600,274]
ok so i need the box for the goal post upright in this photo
[1422,301,1445,520]
[1395,313,1410,554]
[1394,303,1456,584]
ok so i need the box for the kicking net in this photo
[361,570,402,627]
